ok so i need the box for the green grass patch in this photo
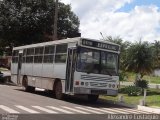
[125,72,160,84]
[100,88,160,107]
[100,94,143,105]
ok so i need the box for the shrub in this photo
[135,79,148,94]
[135,80,148,89]
[124,86,141,96]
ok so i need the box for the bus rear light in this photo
[75,81,80,85]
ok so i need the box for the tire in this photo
[88,95,99,102]
[27,86,35,93]
[55,81,64,100]
[22,76,35,92]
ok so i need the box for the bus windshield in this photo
[76,47,119,76]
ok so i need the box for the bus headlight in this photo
[112,84,115,88]
[85,82,89,86]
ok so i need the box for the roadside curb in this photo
[137,105,160,114]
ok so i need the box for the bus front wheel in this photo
[55,81,64,100]
[88,95,99,102]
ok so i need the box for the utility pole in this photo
[53,0,58,40]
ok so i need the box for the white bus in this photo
[11,37,120,102]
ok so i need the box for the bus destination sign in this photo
[82,39,120,51]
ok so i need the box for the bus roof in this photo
[13,37,120,50]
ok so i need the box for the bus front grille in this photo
[81,75,113,82]
[90,82,107,87]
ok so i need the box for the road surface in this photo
[0,84,152,120]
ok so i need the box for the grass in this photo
[125,72,160,84]
[100,88,160,107]
[101,94,143,105]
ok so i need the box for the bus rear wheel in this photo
[88,95,99,102]
[22,76,35,92]
[55,81,64,100]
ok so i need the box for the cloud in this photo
[62,0,132,17]
[62,0,160,42]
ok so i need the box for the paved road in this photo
[0,84,152,120]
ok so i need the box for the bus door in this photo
[17,50,23,85]
[66,48,76,93]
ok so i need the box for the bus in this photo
[11,37,120,102]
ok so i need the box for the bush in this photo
[124,86,141,96]
[135,79,148,94]
[135,80,148,89]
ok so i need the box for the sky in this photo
[61,0,160,42]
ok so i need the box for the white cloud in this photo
[61,0,160,42]
[62,0,132,17]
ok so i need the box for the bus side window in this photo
[55,44,67,63]
[26,48,34,55]
[26,48,34,63]
[12,50,19,63]
[43,45,55,63]
[34,47,44,63]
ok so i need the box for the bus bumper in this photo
[74,87,118,96]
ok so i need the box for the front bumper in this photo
[74,87,118,96]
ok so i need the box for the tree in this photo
[152,40,160,68]
[123,40,154,79]
[0,0,80,55]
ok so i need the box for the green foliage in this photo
[0,0,80,55]
[104,36,160,84]
[101,88,160,107]
[135,80,148,92]
[123,86,141,96]
[123,40,154,77]
[119,71,127,81]
[152,40,160,68]
[118,87,126,93]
